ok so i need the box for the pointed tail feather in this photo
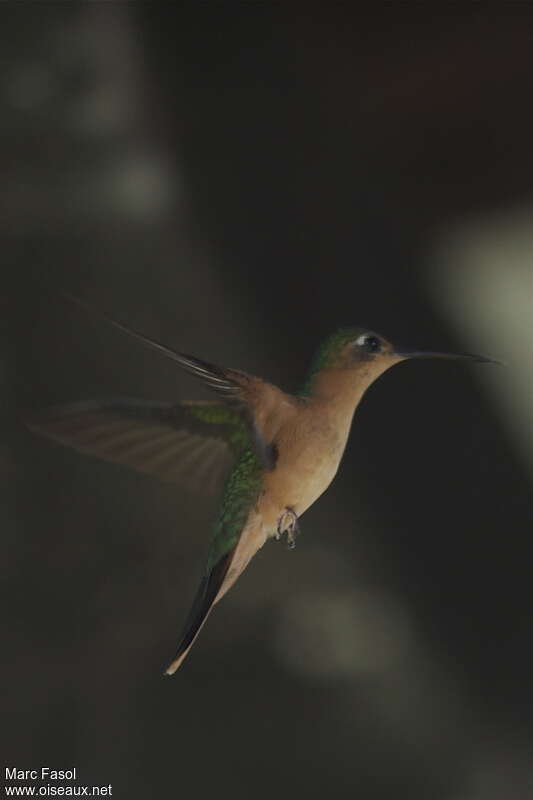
[164,550,233,675]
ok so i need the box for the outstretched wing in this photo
[58,294,279,471]
[25,399,249,495]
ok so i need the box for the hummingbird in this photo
[26,306,495,674]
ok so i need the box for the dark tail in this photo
[164,551,233,675]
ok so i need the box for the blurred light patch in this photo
[274,588,412,679]
[455,742,533,800]
[429,208,533,472]
[100,153,176,218]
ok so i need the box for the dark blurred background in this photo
[4,4,533,799]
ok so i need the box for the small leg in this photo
[277,507,300,550]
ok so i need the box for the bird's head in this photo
[303,327,496,399]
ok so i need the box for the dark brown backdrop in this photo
[4,4,533,799]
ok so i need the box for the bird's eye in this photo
[355,333,382,353]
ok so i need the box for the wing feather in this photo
[60,295,278,468]
[25,399,246,495]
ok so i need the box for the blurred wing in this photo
[61,295,277,470]
[25,399,251,495]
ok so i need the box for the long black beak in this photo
[395,347,500,365]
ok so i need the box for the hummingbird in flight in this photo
[27,304,494,674]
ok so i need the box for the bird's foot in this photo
[276,507,300,550]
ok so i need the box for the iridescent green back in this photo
[207,445,263,569]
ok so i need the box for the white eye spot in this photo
[355,333,382,353]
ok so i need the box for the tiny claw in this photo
[277,507,300,549]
